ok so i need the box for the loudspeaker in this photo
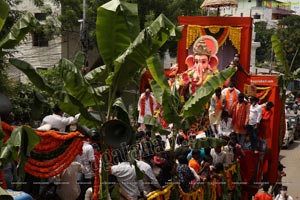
[101,119,132,148]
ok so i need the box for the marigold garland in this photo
[35,130,81,140]
[25,138,83,178]
[0,169,7,189]
[93,151,101,200]
[31,139,72,161]
[33,135,65,152]
[1,121,14,142]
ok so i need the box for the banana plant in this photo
[0,0,40,197]
[271,34,300,149]
[10,0,182,199]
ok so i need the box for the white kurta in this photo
[137,93,156,124]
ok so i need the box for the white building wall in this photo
[8,0,62,82]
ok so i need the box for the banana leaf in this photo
[104,14,182,91]
[0,187,13,200]
[9,59,55,94]
[147,55,170,93]
[112,97,130,125]
[0,0,9,31]
[271,34,289,74]
[0,12,38,57]
[84,65,107,84]
[96,0,140,67]
[58,58,102,107]
[181,66,236,118]
[143,115,170,136]
[5,126,40,185]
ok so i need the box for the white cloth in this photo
[55,161,87,200]
[75,141,95,179]
[210,149,228,167]
[136,160,161,195]
[111,162,140,200]
[221,88,240,110]
[218,118,233,136]
[137,92,156,124]
[248,104,262,125]
[274,194,293,200]
[41,113,79,132]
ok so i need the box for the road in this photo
[279,140,300,199]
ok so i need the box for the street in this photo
[279,140,300,199]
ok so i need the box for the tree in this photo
[277,15,300,71]
[9,0,235,199]
[254,21,274,65]
[271,33,300,151]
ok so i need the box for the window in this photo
[32,31,48,47]
[35,13,46,21]
[32,13,49,47]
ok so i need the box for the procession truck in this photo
[176,16,282,199]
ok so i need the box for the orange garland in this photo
[1,121,14,142]
[93,151,101,200]
[25,138,83,178]
[33,135,65,152]
[0,169,7,189]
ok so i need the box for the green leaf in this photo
[0,0,9,31]
[271,34,289,73]
[96,0,140,67]
[0,12,38,56]
[112,97,130,125]
[73,51,85,70]
[59,58,102,107]
[150,80,164,105]
[147,55,170,93]
[162,90,181,125]
[0,187,13,200]
[107,14,182,91]
[9,58,55,95]
[143,115,170,135]
[181,66,236,118]
[84,65,107,83]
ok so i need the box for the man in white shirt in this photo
[137,86,157,129]
[136,155,161,196]
[41,104,79,132]
[110,149,143,200]
[247,96,262,153]
[221,82,240,112]
[75,140,95,200]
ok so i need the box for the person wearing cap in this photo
[274,185,293,200]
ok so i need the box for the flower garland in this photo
[30,139,72,161]
[35,130,81,140]
[0,169,7,189]
[25,138,83,178]
[93,151,101,200]
[1,121,14,142]
[33,135,66,153]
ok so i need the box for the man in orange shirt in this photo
[254,183,273,200]
[259,101,274,151]
[189,149,201,174]
[231,93,250,146]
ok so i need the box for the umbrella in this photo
[0,93,12,115]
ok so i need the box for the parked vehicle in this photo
[282,115,295,149]
[285,113,300,140]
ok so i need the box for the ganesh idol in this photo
[180,35,219,95]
